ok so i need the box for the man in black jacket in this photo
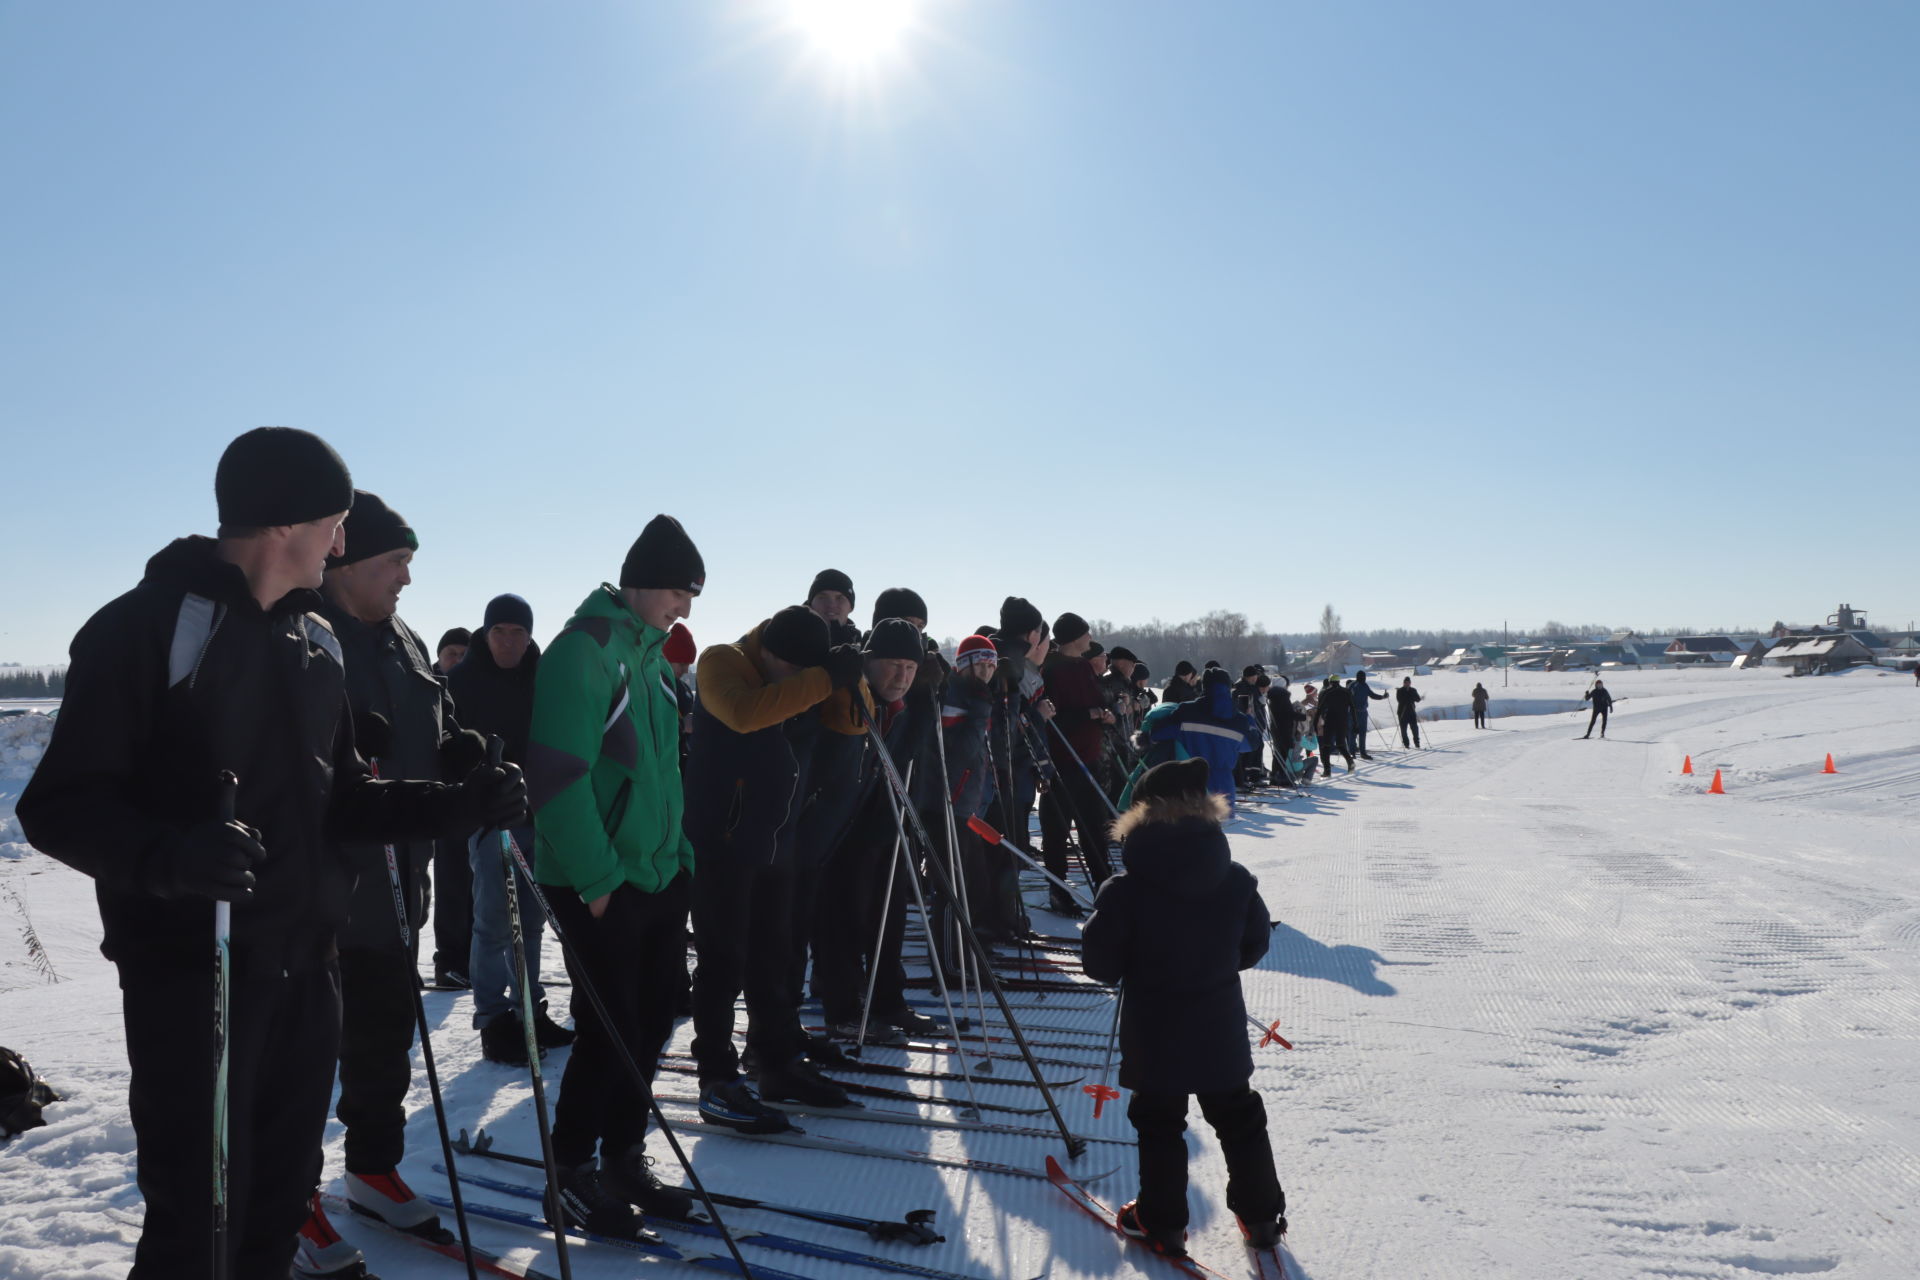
[1396,677,1425,748]
[1315,677,1355,774]
[304,489,472,1265]
[1161,660,1202,705]
[18,428,526,1280]
[448,593,575,1065]
[1581,680,1614,739]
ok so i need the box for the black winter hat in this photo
[761,605,830,668]
[1109,647,1138,663]
[1132,664,1152,682]
[808,569,855,608]
[1085,641,1105,659]
[325,489,417,569]
[1132,757,1209,805]
[1205,660,1222,671]
[1173,660,1197,678]
[864,618,924,662]
[1204,668,1232,688]
[871,587,927,627]
[437,627,471,652]
[1053,612,1090,645]
[621,515,705,594]
[216,426,354,530]
[484,593,534,633]
[999,596,1044,638]
[1243,664,1265,679]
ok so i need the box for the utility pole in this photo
[1503,619,1509,688]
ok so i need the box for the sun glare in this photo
[785,0,916,69]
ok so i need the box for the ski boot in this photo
[1115,1200,1188,1258]
[757,1055,854,1108]
[556,1159,654,1240]
[697,1078,794,1134]
[1237,1213,1287,1249]
[344,1170,450,1242]
[603,1144,697,1221]
[294,1193,380,1279]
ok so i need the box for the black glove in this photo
[146,820,266,903]
[452,761,529,833]
[825,643,866,690]
[439,728,488,781]
[353,710,394,762]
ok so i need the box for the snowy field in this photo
[1,666,1917,1279]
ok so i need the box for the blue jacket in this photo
[1151,677,1259,804]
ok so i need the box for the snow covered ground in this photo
[1,667,1916,1278]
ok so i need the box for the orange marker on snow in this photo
[1082,1083,1122,1118]
[1823,754,1837,774]
[1708,769,1725,794]
[1682,755,1694,775]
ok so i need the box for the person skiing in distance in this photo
[1314,675,1355,774]
[1081,757,1285,1259]
[1348,670,1387,760]
[684,605,864,1137]
[18,427,526,1280]
[526,514,707,1235]
[1471,682,1490,728]
[306,489,483,1263]
[1581,679,1614,739]
[1161,660,1202,705]
[1395,676,1424,748]
[435,627,470,676]
[448,593,574,1065]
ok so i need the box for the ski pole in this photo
[1018,717,1105,896]
[212,770,236,1280]
[964,818,1094,912]
[1081,990,1124,1120]
[370,757,478,1280]
[489,739,574,1280]
[851,702,1088,1159]
[1045,718,1122,821]
[930,718,994,1074]
[851,770,909,1059]
[491,804,758,1276]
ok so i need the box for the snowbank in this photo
[0,711,54,776]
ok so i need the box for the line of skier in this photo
[18,426,1289,1279]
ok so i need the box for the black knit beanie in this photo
[999,596,1044,638]
[1174,660,1197,678]
[483,593,534,633]
[1132,664,1152,683]
[871,587,927,627]
[215,426,354,530]
[620,515,705,594]
[1133,757,1209,805]
[1109,647,1138,663]
[1085,641,1105,659]
[1053,613,1090,645]
[761,605,831,668]
[437,627,471,652]
[1205,667,1232,688]
[864,618,924,662]
[807,569,855,609]
[325,489,417,569]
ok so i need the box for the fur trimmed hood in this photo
[1109,790,1229,843]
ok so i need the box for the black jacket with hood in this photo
[19,536,465,972]
[1081,792,1271,1094]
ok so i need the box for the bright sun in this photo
[784,0,916,68]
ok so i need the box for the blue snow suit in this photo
[1149,672,1259,809]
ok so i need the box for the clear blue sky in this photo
[3,1,1916,662]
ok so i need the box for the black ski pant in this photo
[811,807,911,1027]
[689,853,805,1084]
[1353,717,1371,756]
[119,955,339,1280]
[550,874,690,1167]
[1038,761,1115,897]
[1472,707,1487,728]
[1318,720,1353,773]
[1584,707,1609,737]
[1398,712,1422,748]
[431,836,472,981]
[334,946,419,1174]
[1129,1085,1283,1234]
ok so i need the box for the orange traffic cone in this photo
[1682,756,1694,775]
[1822,754,1837,774]
[1708,769,1725,795]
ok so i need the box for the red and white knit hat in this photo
[955,633,998,670]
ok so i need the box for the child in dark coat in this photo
[1082,757,1286,1257]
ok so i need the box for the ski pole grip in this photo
[966,816,1002,844]
[487,736,505,769]
[217,770,238,824]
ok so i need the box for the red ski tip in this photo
[1082,1083,1122,1118]
[1260,1021,1294,1050]
[967,816,1003,843]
